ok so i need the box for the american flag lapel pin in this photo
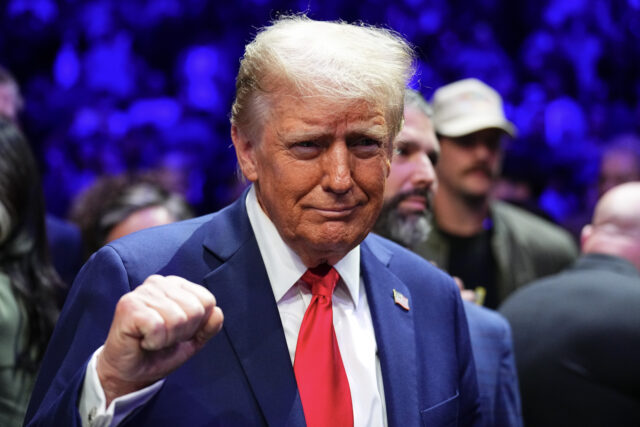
[393,289,410,311]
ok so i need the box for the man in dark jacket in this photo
[500,181,640,426]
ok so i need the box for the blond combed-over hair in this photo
[230,15,415,142]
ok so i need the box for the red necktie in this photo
[294,264,354,427]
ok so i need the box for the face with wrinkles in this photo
[232,93,392,266]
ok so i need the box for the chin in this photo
[314,225,366,250]
[462,184,492,198]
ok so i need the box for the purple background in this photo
[1,0,639,232]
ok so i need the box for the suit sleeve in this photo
[25,246,133,426]
[454,291,484,426]
[494,321,523,427]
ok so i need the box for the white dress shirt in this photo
[79,186,385,426]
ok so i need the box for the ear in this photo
[580,224,592,252]
[384,139,393,178]
[231,125,258,182]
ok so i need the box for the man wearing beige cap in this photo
[414,78,577,309]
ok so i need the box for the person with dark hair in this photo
[0,64,83,287]
[0,65,24,123]
[27,16,481,426]
[69,172,193,260]
[0,118,64,426]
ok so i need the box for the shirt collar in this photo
[245,185,360,307]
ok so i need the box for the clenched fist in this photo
[97,275,224,405]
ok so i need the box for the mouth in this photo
[465,166,492,178]
[311,205,359,219]
[398,195,428,212]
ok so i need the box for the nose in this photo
[473,142,493,161]
[409,153,437,190]
[322,141,353,194]
[470,134,500,161]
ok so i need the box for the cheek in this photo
[487,153,503,175]
[261,161,322,212]
[360,160,389,193]
[360,169,389,217]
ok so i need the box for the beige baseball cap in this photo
[431,78,516,138]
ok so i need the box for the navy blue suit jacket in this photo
[45,214,83,290]
[464,302,522,427]
[26,194,481,426]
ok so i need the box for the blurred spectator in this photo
[415,78,577,308]
[0,64,83,287]
[597,133,640,197]
[43,215,83,288]
[0,66,24,123]
[0,118,64,426]
[491,145,555,222]
[69,171,193,259]
[500,181,640,426]
[563,132,640,241]
[2,0,640,254]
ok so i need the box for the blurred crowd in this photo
[2,6,640,425]
[1,0,639,230]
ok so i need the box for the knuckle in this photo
[117,292,138,312]
[164,309,188,329]
[144,274,165,285]
[214,306,224,324]
[187,302,206,319]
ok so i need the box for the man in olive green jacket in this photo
[415,78,577,308]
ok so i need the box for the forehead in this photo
[0,82,17,98]
[602,151,640,173]
[394,107,439,151]
[267,93,390,139]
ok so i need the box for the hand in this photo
[453,276,477,303]
[97,275,224,406]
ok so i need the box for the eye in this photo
[297,141,318,148]
[393,142,417,159]
[394,146,410,157]
[428,152,439,166]
[349,137,382,158]
[451,135,475,148]
[354,138,380,147]
[290,141,322,159]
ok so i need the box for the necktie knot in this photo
[301,264,339,298]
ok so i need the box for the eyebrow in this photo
[394,139,440,154]
[279,121,389,143]
[346,126,388,141]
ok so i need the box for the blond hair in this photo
[231,15,415,141]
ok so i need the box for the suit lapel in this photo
[201,192,304,426]
[361,238,420,427]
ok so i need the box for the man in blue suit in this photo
[375,89,522,426]
[26,16,481,426]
